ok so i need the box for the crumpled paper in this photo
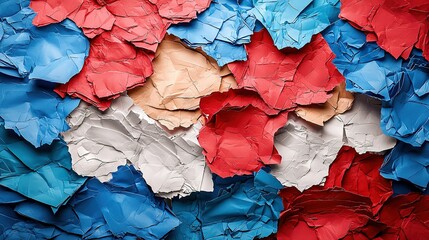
[55,31,155,111]
[378,193,429,240]
[295,82,354,126]
[0,120,86,208]
[63,96,213,198]
[168,169,283,240]
[340,0,429,61]
[271,94,396,190]
[1,165,180,239]
[199,89,288,178]
[129,35,237,130]
[0,75,80,147]
[381,142,429,190]
[324,20,429,147]
[324,146,393,214]
[251,0,340,49]
[228,29,344,111]
[0,0,89,84]
[168,0,257,66]
[275,187,386,240]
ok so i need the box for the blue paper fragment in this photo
[252,0,340,49]
[381,142,429,191]
[0,120,86,208]
[392,181,429,196]
[12,165,180,239]
[323,20,429,147]
[168,0,256,66]
[168,169,283,240]
[0,0,89,84]
[0,74,80,147]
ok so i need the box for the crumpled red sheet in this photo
[340,0,429,61]
[324,146,393,214]
[378,194,429,240]
[55,32,154,110]
[275,187,386,240]
[198,89,288,178]
[228,29,344,111]
[31,0,211,110]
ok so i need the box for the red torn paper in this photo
[275,187,386,240]
[324,146,393,214]
[198,89,288,178]
[55,32,154,110]
[378,194,429,240]
[340,0,429,61]
[228,29,344,111]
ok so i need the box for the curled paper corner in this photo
[63,96,213,198]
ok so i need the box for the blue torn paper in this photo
[12,165,180,239]
[381,142,429,191]
[0,0,89,84]
[168,169,283,240]
[0,74,80,147]
[251,0,340,49]
[0,120,86,208]
[323,20,429,147]
[167,0,256,66]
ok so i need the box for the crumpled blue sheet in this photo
[167,0,256,66]
[381,142,429,191]
[251,0,340,49]
[0,75,80,147]
[168,169,283,240]
[323,20,429,147]
[0,0,89,84]
[0,120,86,208]
[9,165,180,239]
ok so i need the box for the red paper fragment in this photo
[340,0,429,61]
[275,187,386,240]
[379,194,429,240]
[228,29,344,111]
[55,32,154,110]
[198,89,288,178]
[324,146,393,214]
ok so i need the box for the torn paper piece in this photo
[379,193,429,240]
[63,96,213,198]
[340,0,429,61]
[251,0,340,49]
[31,0,210,52]
[228,29,344,111]
[380,141,429,190]
[271,94,396,190]
[199,89,288,178]
[0,0,89,84]
[324,146,393,214]
[12,165,180,239]
[55,31,155,111]
[324,20,429,147]
[0,75,80,147]
[0,120,86,208]
[168,0,257,66]
[129,35,237,130]
[275,187,386,240]
[295,82,354,126]
[169,169,283,240]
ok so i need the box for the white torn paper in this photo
[63,96,213,198]
[271,94,396,190]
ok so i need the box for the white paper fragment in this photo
[272,94,396,190]
[63,96,213,198]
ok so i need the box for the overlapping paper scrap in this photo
[1,0,429,237]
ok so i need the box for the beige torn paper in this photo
[128,35,237,130]
[295,82,354,126]
[271,94,396,190]
[62,96,213,198]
